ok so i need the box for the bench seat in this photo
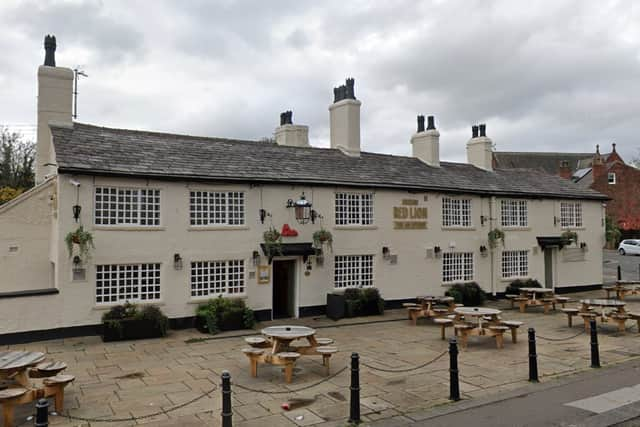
[433,318,453,340]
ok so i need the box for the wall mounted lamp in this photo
[286,192,313,224]
[382,246,390,259]
[72,205,82,222]
[480,215,488,226]
[259,209,271,224]
[72,255,81,266]
[173,253,183,270]
[252,250,261,266]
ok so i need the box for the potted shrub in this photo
[333,287,384,318]
[196,296,255,335]
[263,227,282,262]
[505,278,541,295]
[101,302,169,342]
[64,226,95,259]
[487,228,505,249]
[445,282,487,306]
[312,228,333,252]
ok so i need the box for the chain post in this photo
[35,398,49,427]
[449,338,460,401]
[528,328,539,382]
[618,265,622,281]
[590,319,600,368]
[349,352,361,424]
[221,371,232,427]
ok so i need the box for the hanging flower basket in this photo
[262,227,283,261]
[313,229,333,252]
[487,228,505,249]
[64,226,95,260]
[561,230,578,246]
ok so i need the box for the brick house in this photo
[494,144,640,239]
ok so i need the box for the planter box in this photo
[326,292,383,320]
[102,318,165,342]
[196,310,246,334]
[326,293,346,320]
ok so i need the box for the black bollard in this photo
[34,398,49,427]
[449,338,460,401]
[618,265,622,281]
[590,319,600,368]
[349,353,361,424]
[528,328,539,382]
[221,371,232,427]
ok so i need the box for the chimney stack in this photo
[274,110,309,147]
[466,123,493,171]
[329,77,361,156]
[411,115,440,167]
[558,160,572,180]
[36,34,73,183]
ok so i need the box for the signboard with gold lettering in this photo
[393,199,427,230]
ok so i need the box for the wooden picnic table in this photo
[579,299,628,332]
[407,296,456,325]
[261,325,319,354]
[515,288,565,314]
[0,351,45,387]
[604,282,640,300]
[453,307,509,349]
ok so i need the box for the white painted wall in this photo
[0,172,605,334]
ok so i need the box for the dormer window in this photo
[608,172,616,185]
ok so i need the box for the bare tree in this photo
[0,127,35,204]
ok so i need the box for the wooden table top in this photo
[520,288,554,293]
[455,307,501,317]
[416,296,454,302]
[580,299,626,307]
[261,326,316,339]
[0,351,45,371]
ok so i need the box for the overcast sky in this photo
[1,0,639,163]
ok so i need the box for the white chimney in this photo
[274,111,309,147]
[36,35,73,184]
[411,115,440,167]
[329,78,361,157]
[466,123,493,171]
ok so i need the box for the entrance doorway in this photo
[272,259,296,319]
[544,248,554,289]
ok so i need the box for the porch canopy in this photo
[260,242,316,262]
[536,236,567,249]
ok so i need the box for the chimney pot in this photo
[345,78,356,99]
[44,34,56,67]
[612,142,617,153]
[472,125,479,138]
[479,123,486,137]
[427,115,436,130]
[280,112,286,126]
[417,115,425,133]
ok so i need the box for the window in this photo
[442,197,472,227]
[335,192,374,226]
[501,250,529,278]
[96,263,161,304]
[442,252,473,283]
[95,187,160,226]
[560,202,582,228]
[501,200,528,227]
[189,191,245,226]
[608,173,616,184]
[334,255,374,288]
[190,260,245,297]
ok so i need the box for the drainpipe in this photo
[489,196,496,296]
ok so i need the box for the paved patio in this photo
[4,289,640,426]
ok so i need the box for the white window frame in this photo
[560,202,583,228]
[95,263,161,304]
[334,255,374,288]
[335,192,374,226]
[442,252,474,283]
[442,197,472,227]
[190,259,245,298]
[189,191,245,226]
[608,172,616,184]
[94,187,161,226]
[501,250,529,279]
[501,199,528,227]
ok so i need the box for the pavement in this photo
[2,251,640,427]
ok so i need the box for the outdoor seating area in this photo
[404,295,457,325]
[241,325,337,383]
[506,287,570,314]
[0,351,74,427]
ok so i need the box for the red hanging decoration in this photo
[281,224,298,237]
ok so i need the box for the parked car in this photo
[618,239,640,255]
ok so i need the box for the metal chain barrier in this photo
[361,349,448,373]
[232,365,349,394]
[55,384,217,423]
[536,329,586,341]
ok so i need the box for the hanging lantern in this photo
[293,193,312,224]
[72,205,82,222]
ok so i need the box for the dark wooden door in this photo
[544,248,553,289]
[273,260,295,318]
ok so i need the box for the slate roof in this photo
[50,123,608,200]
[493,151,594,175]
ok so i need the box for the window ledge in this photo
[93,226,165,231]
[441,227,476,231]
[560,227,585,231]
[0,288,59,300]
[441,281,475,287]
[500,276,531,282]
[188,226,249,231]
[93,301,165,310]
[187,295,248,304]
[333,225,378,230]
[502,227,531,231]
